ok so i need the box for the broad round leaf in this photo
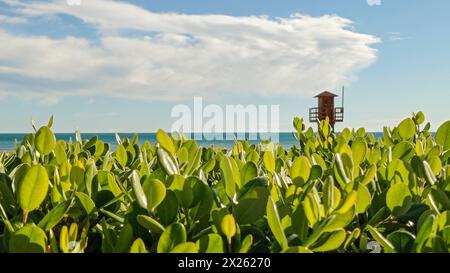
[157,223,186,253]
[143,178,166,211]
[290,156,311,186]
[18,165,50,212]
[9,225,48,253]
[35,126,56,156]
[386,183,412,216]
[240,161,258,186]
[351,139,368,166]
[436,120,450,151]
[398,118,415,140]
[156,129,176,154]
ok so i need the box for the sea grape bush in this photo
[0,112,449,253]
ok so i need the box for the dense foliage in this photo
[0,112,449,253]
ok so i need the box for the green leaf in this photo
[386,183,413,216]
[157,223,186,253]
[435,120,450,150]
[413,111,425,125]
[184,148,203,176]
[75,192,96,216]
[38,200,71,231]
[239,235,253,253]
[130,238,148,253]
[115,144,128,168]
[366,225,396,253]
[290,156,311,186]
[115,223,134,253]
[266,196,288,249]
[0,174,16,216]
[398,118,416,140]
[47,115,54,128]
[303,216,334,247]
[263,150,275,174]
[157,190,179,226]
[233,187,269,225]
[156,129,176,154]
[333,154,350,187]
[9,224,48,253]
[18,165,49,212]
[157,148,179,175]
[304,193,320,226]
[356,184,371,214]
[221,214,236,244]
[136,215,165,235]
[387,230,415,253]
[170,242,198,253]
[344,228,360,250]
[282,246,313,253]
[105,172,122,198]
[168,175,192,208]
[130,170,147,209]
[312,229,346,252]
[35,126,56,156]
[220,156,236,200]
[143,178,166,211]
[361,164,377,185]
[323,176,335,214]
[323,206,355,233]
[291,204,309,241]
[392,141,415,161]
[351,139,367,166]
[309,165,323,181]
[240,161,258,186]
[414,214,435,253]
[70,166,85,189]
[197,234,224,253]
[54,141,67,165]
[336,191,357,214]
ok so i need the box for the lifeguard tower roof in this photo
[314,91,338,98]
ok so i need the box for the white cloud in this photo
[0,14,27,24]
[73,112,118,118]
[0,0,380,103]
[367,0,382,6]
[387,32,410,41]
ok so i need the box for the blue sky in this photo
[0,0,449,133]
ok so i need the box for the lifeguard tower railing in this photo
[309,107,344,122]
[334,107,344,122]
[309,107,319,122]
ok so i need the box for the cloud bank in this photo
[0,0,380,103]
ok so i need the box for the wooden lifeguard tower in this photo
[309,88,344,130]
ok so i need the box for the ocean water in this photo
[0,132,384,152]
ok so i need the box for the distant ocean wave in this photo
[0,132,384,151]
